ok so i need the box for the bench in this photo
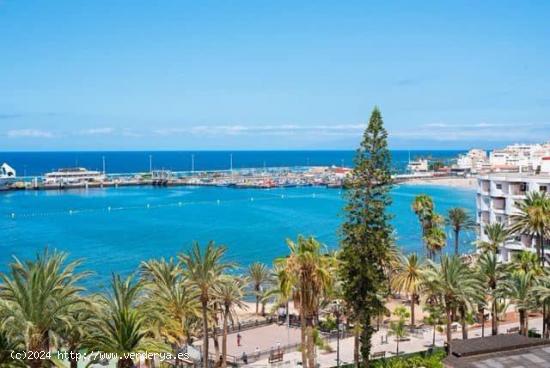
[370,351,386,359]
[507,326,520,334]
[268,351,284,363]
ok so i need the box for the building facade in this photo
[477,168,550,262]
[455,148,488,172]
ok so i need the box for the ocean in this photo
[0,184,476,290]
[0,150,474,289]
[0,150,463,176]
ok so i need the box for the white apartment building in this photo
[407,158,429,173]
[456,149,488,172]
[488,143,550,171]
[477,157,550,262]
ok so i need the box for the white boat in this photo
[0,163,16,191]
[44,167,106,185]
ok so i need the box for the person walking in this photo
[237,333,242,347]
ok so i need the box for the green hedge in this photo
[337,349,445,368]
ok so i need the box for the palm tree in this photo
[412,195,435,258]
[275,236,334,368]
[140,258,201,359]
[179,241,235,368]
[423,304,444,347]
[88,274,166,368]
[0,249,90,368]
[391,253,425,326]
[247,262,271,315]
[0,329,24,367]
[477,252,510,336]
[422,256,483,355]
[388,306,409,356]
[59,300,99,368]
[508,271,535,336]
[512,251,542,275]
[214,276,248,368]
[509,191,550,264]
[446,208,476,256]
[532,273,550,338]
[382,242,401,294]
[477,223,509,254]
[424,225,446,260]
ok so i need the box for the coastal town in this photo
[1,1,549,366]
[2,142,550,367]
[2,142,550,193]
[2,138,550,368]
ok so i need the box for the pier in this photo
[2,166,460,192]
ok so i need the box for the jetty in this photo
[2,165,461,192]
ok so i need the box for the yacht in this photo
[0,163,16,191]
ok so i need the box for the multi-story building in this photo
[488,142,550,172]
[407,158,429,173]
[477,157,550,262]
[455,149,488,172]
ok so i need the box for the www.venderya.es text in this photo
[11,351,190,362]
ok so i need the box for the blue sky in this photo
[1,0,549,150]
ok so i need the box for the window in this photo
[540,185,548,192]
[520,183,527,192]
[496,183,502,190]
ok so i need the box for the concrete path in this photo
[246,317,544,367]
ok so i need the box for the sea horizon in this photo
[1,149,465,176]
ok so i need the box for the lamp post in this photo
[332,301,342,368]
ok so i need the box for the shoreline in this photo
[401,176,477,190]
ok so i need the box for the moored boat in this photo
[0,163,16,191]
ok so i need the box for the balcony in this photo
[492,198,506,212]
[479,212,490,225]
[510,183,528,196]
[479,180,490,194]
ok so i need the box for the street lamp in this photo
[332,300,342,368]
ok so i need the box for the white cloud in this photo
[7,129,54,138]
[79,127,114,135]
[393,121,550,142]
[153,124,368,137]
[121,129,142,137]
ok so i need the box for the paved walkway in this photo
[246,317,545,367]
[198,323,302,359]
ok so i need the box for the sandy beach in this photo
[402,176,477,189]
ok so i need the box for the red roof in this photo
[333,167,351,174]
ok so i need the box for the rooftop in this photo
[443,335,550,368]
[478,172,550,181]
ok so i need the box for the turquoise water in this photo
[0,184,475,288]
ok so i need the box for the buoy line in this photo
[3,192,329,219]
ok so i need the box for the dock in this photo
[3,166,461,192]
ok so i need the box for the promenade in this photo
[241,317,544,367]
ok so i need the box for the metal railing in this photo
[213,317,276,335]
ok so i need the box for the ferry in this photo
[44,167,106,185]
[0,163,16,191]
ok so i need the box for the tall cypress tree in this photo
[340,107,393,367]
